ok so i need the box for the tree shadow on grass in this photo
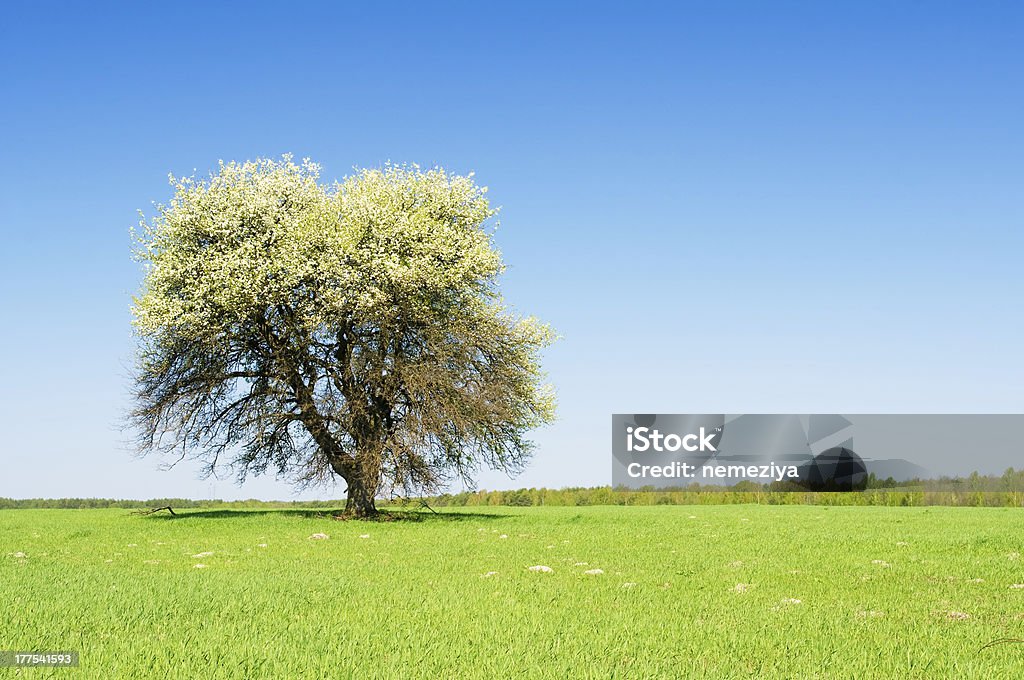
[134,508,509,522]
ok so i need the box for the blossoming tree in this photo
[130,156,555,517]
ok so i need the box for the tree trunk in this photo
[327,443,382,519]
[344,472,379,518]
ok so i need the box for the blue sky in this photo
[1,2,1021,499]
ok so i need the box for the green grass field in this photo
[3,505,1024,678]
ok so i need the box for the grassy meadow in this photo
[3,505,1024,678]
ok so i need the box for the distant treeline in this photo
[410,469,1024,508]
[5,470,1024,509]
[411,488,1024,508]
[0,498,343,510]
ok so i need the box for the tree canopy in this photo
[130,156,555,516]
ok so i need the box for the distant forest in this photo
[5,469,1024,509]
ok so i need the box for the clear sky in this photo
[1,2,1021,500]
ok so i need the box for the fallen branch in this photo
[132,506,177,516]
[389,491,440,515]
[979,638,1024,652]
